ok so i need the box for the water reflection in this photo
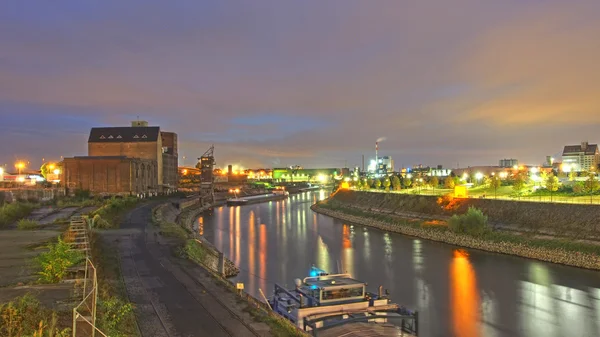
[201,191,600,337]
[197,216,204,236]
[450,249,480,337]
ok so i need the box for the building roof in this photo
[563,144,599,156]
[88,127,160,143]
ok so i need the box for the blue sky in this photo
[1,0,599,170]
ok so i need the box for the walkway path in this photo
[108,202,264,337]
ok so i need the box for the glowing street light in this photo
[53,169,61,175]
[475,172,484,181]
[15,162,25,176]
[0,167,3,175]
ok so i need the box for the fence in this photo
[69,215,107,337]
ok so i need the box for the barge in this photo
[268,267,419,337]
[226,190,289,206]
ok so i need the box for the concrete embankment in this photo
[152,198,239,277]
[330,190,600,239]
[314,191,600,270]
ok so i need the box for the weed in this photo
[92,197,139,228]
[97,296,134,337]
[17,219,39,230]
[0,202,35,227]
[0,294,70,337]
[36,236,85,283]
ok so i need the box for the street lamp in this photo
[475,172,484,183]
[15,162,25,176]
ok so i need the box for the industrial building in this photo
[562,141,600,172]
[62,121,178,196]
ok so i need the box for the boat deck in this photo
[316,322,416,337]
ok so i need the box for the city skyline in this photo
[1,1,600,169]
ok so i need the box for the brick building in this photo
[62,121,178,196]
[63,156,158,195]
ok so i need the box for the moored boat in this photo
[268,266,419,336]
[226,189,289,206]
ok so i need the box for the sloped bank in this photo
[331,190,600,239]
[311,202,600,270]
[152,200,239,277]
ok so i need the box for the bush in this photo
[36,236,85,283]
[90,214,111,229]
[97,296,134,337]
[0,294,70,337]
[0,202,35,227]
[448,207,489,236]
[17,219,39,230]
[92,197,139,228]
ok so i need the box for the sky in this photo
[1,0,600,171]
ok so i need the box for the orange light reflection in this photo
[450,249,480,337]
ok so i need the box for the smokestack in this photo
[375,142,379,174]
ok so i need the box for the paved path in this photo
[113,202,261,337]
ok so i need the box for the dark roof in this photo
[88,127,160,143]
[72,156,128,160]
[563,144,599,156]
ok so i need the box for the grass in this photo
[0,293,71,337]
[91,197,140,228]
[17,218,40,230]
[320,201,600,256]
[159,221,190,241]
[91,232,140,337]
[0,202,36,227]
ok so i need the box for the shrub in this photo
[0,294,70,337]
[90,214,111,229]
[448,207,489,236]
[36,236,85,283]
[97,296,134,337]
[92,197,139,228]
[0,202,35,227]
[17,219,39,230]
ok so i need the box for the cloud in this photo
[1,0,599,169]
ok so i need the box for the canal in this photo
[198,190,600,337]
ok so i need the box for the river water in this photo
[199,190,600,337]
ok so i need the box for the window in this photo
[321,287,363,300]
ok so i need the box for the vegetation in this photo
[0,202,35,227]
[373,179,381,189]
[97,296,134,337]
[430,176,439,190]
[444,177,455,189]
[403,177,412,188]
[490,175,502,198]
[545,173,560,201]
[0,294,71,337]
[382,177,391,191]
[92,197,139,228]
[512,173,526,199]
[391,176,401,191]
[17,219,39,230]
[183,239,208,264]
[91,232,139,337]
[448,207,490,236]
[36,236,84,283]
[158,221,189,241]
[584,172,599,203]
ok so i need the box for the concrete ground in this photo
[0,229,75,310]
[107,202,272,337]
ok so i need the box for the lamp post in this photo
[15,162,25,176]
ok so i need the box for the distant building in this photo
[272,168,339,183]
[63,121,178,195]
[499,159,518,168]
[562,141,600,172]
[379,156,394,174]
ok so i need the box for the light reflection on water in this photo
[200,191,600,337]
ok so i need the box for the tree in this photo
[569,171,575,181]
[382,177,391,191]
[367,178,374,189]
[403,177,412,188]
[444,177,455,189]
[391,175,401,191]
[512,173,526,199]
[483,176,492,188]
[374,179,381,189]
[430,176,439,191]
[545,173,560,202]
[490,175,501,199]
[584,172,599,204]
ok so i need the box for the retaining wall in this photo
[331,190,600,239]
[312,203,600,270]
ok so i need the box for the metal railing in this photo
[69,215,107,337]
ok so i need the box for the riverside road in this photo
[200,190,600,337]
